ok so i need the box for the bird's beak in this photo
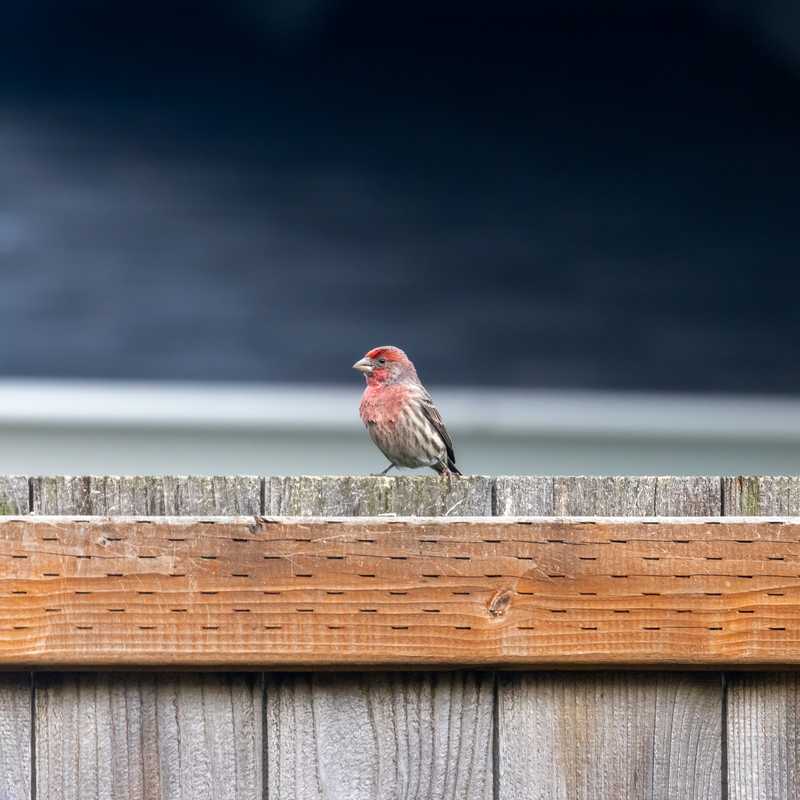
[353,357,373,374]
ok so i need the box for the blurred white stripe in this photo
[0,378,798,441]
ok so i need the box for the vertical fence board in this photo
[496,476,723,800]
[0,476,29,515]
[655,476,721,516]
[494,477,554,516]
[724,476,800,800]
[723,475,800,517]
[0,477,31,800]
[553,476,657,516]
[30,475,262,517]
[265,475,495,800]
[265,475,493,517]
[33,476,263,800]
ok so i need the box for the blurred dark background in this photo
[1,0,798,392]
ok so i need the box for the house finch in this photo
[353,346,462,476]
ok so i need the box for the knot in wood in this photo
[488,588,513,618]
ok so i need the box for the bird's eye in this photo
[377,357,386,365]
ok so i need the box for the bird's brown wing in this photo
[419,395,459,472]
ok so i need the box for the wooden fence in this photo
[0,474,797,799]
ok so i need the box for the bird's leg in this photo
[376,463,396,476]
[430,459,448,477]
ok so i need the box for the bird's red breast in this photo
[359,383,411,426]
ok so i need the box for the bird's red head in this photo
[353,346,419,386]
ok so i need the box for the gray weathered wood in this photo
[0,675,31,800]
[265,475,495,800]
[34,475,263,800]
[36,672,261,800]
[265,475,493,516]
[268,672,493,800]
[656,475,721,516]
[496,476,723,799]
[31,474,261,516]
[0,475,29,515]
[498,672,722,800]
[494,476,554,515]
[553,475,657,516]
[724,477,800,800]
[0,477,31,800]
[722,475,800,516]
[726,673,800,800]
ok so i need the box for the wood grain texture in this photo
[723,475,800,516]
[656,476,722,516]
[494,476,554,516]
[36,672,261,800]
[726,673,800,800]
[265,475,493,516]
[31,475,261,516]
[34,476,263,800]
[3,515,799,667]
[725,477,800,800]
[266,475,495,800]
[267,672,493,800]
[496,476,723,800]
[0,478,31,800]
[498,672,722,800]
[0,674,31,800]
[0,476,29,515]
[554,476,657,516]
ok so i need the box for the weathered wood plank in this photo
[268,672,493,800]
[36,672,262,800]
[498,672,722,800]
[34,476,263,800]
[3,515,800,667]
[497,476,723,800]
[30,475,261,516]
[656,476,722,516]
[554,475,657,516]
[726,673,800,800]
[0,476,29,515]
[494,476,554,515]
[265,475,494,800]
[0,675,31,800]
[723,475,800,516]
[0,477,31,800]
[265,475,493,516]
[725,477,800,800]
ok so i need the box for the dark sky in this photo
[1,1,799,392]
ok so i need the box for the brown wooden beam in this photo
[2,515,800,668]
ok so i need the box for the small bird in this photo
[353,346,462,476]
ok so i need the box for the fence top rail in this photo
[2,514,800,669]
